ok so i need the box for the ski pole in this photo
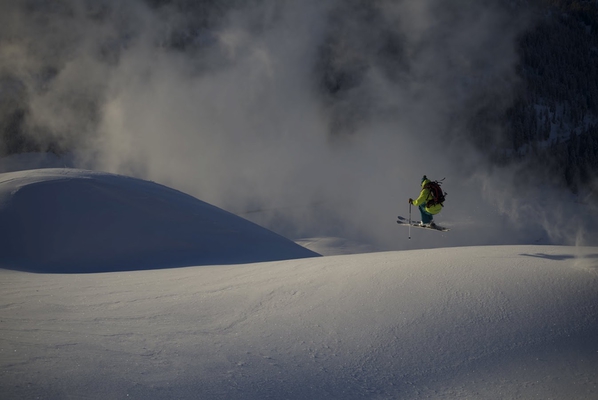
[408,203,412,240]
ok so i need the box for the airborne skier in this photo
[408,175,445,228]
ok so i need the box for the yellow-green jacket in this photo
[412,178,442,215]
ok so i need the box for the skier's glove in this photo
[408,198,413,204]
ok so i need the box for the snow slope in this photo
[0,169,319,272]
[1,169,598,399]
[1,246,598,399]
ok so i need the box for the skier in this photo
[408,175,443,227]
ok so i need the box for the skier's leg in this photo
[419,205,433,224]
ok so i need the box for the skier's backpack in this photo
[425,180,446,207]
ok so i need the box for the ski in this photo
[397,216,449,232]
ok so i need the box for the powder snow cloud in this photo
[3,0,594,248]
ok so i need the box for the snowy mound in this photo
[1,246,597,399]
[0,169,319,272]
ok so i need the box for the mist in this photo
[2,0,596,250]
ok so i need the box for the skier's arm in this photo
[411,188,429,207]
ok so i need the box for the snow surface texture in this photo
[1,169,598,399]
[0,169,319,272]
[2,247,598,399]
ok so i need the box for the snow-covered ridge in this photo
[0,168,319,273]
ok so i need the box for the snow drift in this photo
[0,169,319,272]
